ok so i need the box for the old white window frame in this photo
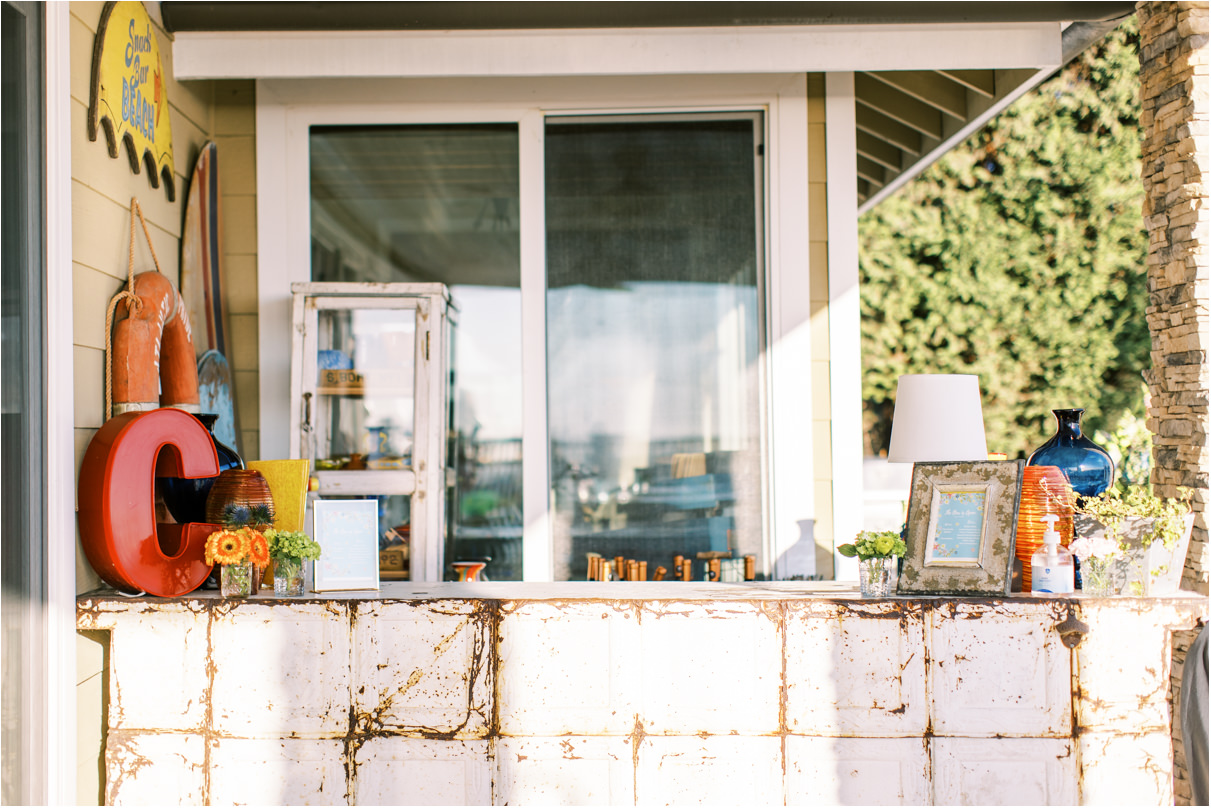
[256,74,814,581]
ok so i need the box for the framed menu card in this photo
[925,487,988,566]
[899,460,1024,595]
[312,498,380,592]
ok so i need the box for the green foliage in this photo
[460,489,501,523]
[838,530,907,560]
[1092,390,1153,492]
[1077,486,1192,551]
[860,20,1148,457]
[264,528,323,562]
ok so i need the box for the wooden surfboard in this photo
[181,143,241,457]
[180,141,226,358]
[197,350,241,457]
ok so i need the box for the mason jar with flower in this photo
[1067,533,1121,597]
[838,530,907,597]
[205,526,271,598]
[264,529,322,596]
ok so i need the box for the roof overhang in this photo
[163,2,1133,212]
[161,2,1134,32]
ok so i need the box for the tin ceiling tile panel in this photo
[932,737,1077,806]
[87,602,210,732]
[209,737,347,806]
[785,736,930,806]
[1077,731,1174,806]
[80,590,1208,806]
[497,601,641,737]
[635,734,783,806]
[636,601,782,736]
[210,601,352,738]
[929,601,1071,738]
[351,600,491,739]
[495,736,635,806]
[104,730,206,806]
[785,600,928,736]
[353,737,491,806]
[1075,602,1184,733]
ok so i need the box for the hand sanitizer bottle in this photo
[1031,514,1075,594]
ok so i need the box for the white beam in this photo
[174,23,1061,80]
[519,110,552,582]
[254,83,295,461]
[46,3,77,804]
[856,130,908,172]
[767,76,815,581]
[825,73,864,581]
[868,70,969,120]
[859,64,1057,214]
[939,69,998,98]
[854,73,944,139]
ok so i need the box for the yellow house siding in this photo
[70,0,215,590]
[70,2,217,802]
[214,81,260,457]
[807,73,835,577]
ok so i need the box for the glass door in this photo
[544,114,767,581]
[309,124,523,580]
[295,106,778,583]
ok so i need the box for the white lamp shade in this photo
[886,374,988,463]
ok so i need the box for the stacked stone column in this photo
[1137,4,1208,805]
[1138,1,1209,596]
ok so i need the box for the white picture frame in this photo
[311,498,380,592]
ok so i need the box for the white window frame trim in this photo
[46,1,77,803]
[175,23,1061,81]
[825,73,863,581]
[256,74,813,581]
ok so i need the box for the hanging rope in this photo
[104,198,163,420]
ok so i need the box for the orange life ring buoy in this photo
[111,270,201,414]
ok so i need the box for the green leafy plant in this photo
[264,528,322,563]
[1076,486,1192,550]
[838,530,908,560]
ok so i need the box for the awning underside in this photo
[160,1,1134,212]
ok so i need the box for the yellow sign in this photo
[88,1,175,201]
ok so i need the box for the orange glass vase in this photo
[1015,465,1074,591]
[451,561,487,582]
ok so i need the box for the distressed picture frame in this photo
[898,460,1024,595]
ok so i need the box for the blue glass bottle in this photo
[1026,408,1115,497]
[158,413,244,524]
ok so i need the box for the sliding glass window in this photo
[544,115,767,581]
[310,124,523,580]
[306,112,771,582]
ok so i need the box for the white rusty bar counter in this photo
[78,583,1207,806]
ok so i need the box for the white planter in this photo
[1073,513,1195,595]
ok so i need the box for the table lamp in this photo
[887,374,988,463]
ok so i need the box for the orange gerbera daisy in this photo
[205,529,249,565]
[243,528,270,567]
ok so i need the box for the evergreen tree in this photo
[860,19,1148,458]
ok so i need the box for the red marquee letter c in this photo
[79,409,219,596]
